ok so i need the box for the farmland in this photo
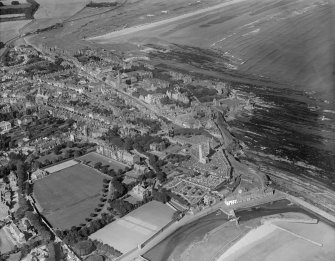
[33,163,105,229]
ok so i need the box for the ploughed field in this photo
[33,163,104,229]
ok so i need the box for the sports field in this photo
[90,201,175,253]
[33,163,105,229]
[79,152,127,171]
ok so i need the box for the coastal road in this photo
[88,0,248,41]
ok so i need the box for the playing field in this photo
[33,163,105,229]
[90,201,175,253]
[79,152,127,171]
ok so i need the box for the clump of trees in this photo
[91,239,122,257]
[108,199,134,216]
[152,189,169,203]
[25,212,53,243]
[91,161,129,177]
[102,126,167,152]
[56,213,114,245]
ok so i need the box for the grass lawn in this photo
[33,163,105,229]
[79,152,127,171]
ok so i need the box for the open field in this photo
[33,163,105,229]
[78,152,127,171]
[0,228,15,254]
[219,216,335,261]
[90,201,175,253]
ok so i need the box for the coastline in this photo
[216,212,335,261]
[142,198,335,261]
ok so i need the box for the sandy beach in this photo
[218,213,335,261]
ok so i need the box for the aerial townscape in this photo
[0,0,334,261]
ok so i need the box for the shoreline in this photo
[141,198,335,261]
[216,212,335,261]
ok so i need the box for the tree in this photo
[25,182,33,195]
[111,180,125,198]
[101,165,108,174]
[123,138,133,151]
[152,189,169,203]
[63,150,70,159]
[74,150,82,157]
[32,161,41,170]
[44,159,51,166]
[108,169,116,177]
[156,171,167,183]
[94,162,102,169]
[53,146,61,155]
[66,141,74,148]
[11,1,20,5]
